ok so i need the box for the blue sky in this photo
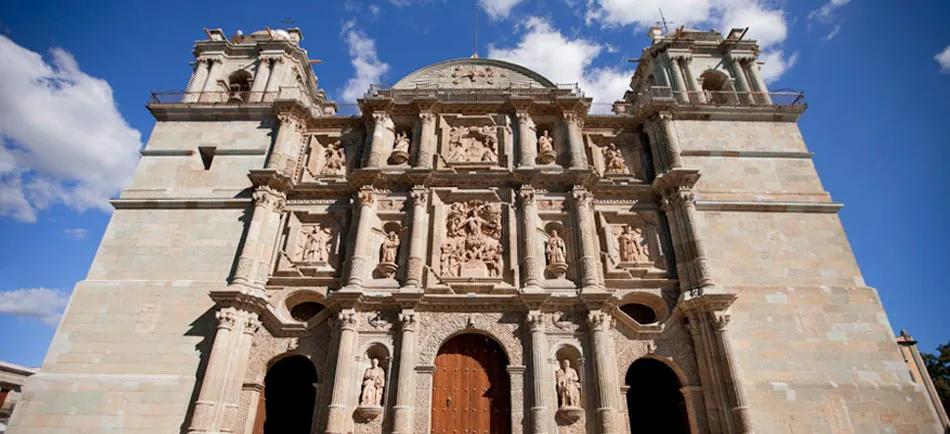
[0,0,948,368]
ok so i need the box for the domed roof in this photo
[393,58,556,90]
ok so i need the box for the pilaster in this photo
[392,310,418,434]
[365,111,390,169]
[526,311,549,434]
[326,310,359,434]
[267,111,306,177]
[587,311,621,434]
[416,111,437,169]
[344,187,378,288]
[562,112,589,170]
[404,187,428,289]
[571,187,601,293]
[520,186,543,290]
[518,111,538,168]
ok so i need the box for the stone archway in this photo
[256,355,317,434]
[625,358,690,434]
[431,333,511,434]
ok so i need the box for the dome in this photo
[250,29,292,40]
[392,58,556,90]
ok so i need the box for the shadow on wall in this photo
[178,308,217,434]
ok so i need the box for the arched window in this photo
[258,355,317,434]
[625,358,690,434]
[227,70,253,102]
[699,70,735,105]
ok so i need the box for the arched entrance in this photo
[255,355,317,434]
[625,358,690,434]
[431,333,511,433]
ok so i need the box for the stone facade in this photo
[7,26,946,434]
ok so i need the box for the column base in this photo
[530,406,549,434]
[392,405,414,434]
[596,407,618,434]
[326,403,349,434]
[731,406,752,433]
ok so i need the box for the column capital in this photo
[562,110,584,128]
[252,185,286,210]
[337,310,359,331]
[710,312,731,330]
[357,187,376,206]
[657,111,674,122]
[418,111,437,123]
[399,310,417,331]
[276,111,306,129]
[586,310,613,332]
[371,111,390,122]
[516,111,532,123]
[526,311,545,333]
[216,307,240,330]
[571,186,593,208]
[243,315,262,335]
[519,186,537,205]
[410,186,428,205]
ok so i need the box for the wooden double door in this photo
[431,334,511,434]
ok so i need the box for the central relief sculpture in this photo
[440,200,504,279]
[446,125,499,163]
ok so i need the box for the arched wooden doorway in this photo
[431,333,511,434]
[254,355,317,434]
[625,358,690,434]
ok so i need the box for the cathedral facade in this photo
[8,27,947,433]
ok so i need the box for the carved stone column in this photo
[233,186,285,288]
[404,187,428,289]
[526,311,549,434]
[651,53,671,88]
[519,187,543,290]
[743,59,772,105]
[221,315,262,432]
[250,58,272,96]
[654,169,711,293]
[681,386,706,434]
[658,112,683,171]
[587,311,621,434]
[200,58,224,94]
[326,310,359,434]
[678,57,706,103]
[185,59,210,101]
[392,311,418,434]
[571,187,601,292]
[266,112,304,177]
[416,112,437,169]
[365,112,390,169]
[517,111,537,168]
[263,57,286,93]
[726,52,753,105]
[563,112,588,170]
[187,307,259,433]
[667,54,689,103]
[711,312,752,433]
[345,187,377,288]
[685,316,726,434]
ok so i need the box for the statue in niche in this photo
[546,230,567,265]
[322,141,346,175]
[439,201,503,278]
[555,359,581,409]
[618,225,648,263]
[446,126,498,163]
[537,129,556,164]
[360,358,385,407]
[380,231,400,263]
[388,131,410,164]
[603,143,629,174]
[302,225,331,262]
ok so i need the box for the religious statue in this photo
[555,359,581,409]
[446,126,498,163]
[380,231,399,263]
[302,226,330,262]
[618,225,647,262]
[603,143,628,174]
[388,131,411,164]
[360,358,385,407]
[322,141,346,175]
[546,230,567,265]
[440,200,504,279]
[537,129,556,164]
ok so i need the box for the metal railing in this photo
[633,86,806,112]
[364,82,585,103]
[333,104,362,116]
[588,102,633,116]
[148,86,315,106]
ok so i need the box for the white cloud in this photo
[479,0,526,20]
[340,21,391,102]
[759,50,798,82]
[369,4,381,19]
[823,23,842,41]
[936,45,950,74]
[0,36,142,223]
[0,288,69,326]
[808,0,850,22]
[487,17,634,103]
[64,228,86,240]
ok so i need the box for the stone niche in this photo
[587,132,645,182]
[427,188,516,294]
[531,116,569,167]
[301,129,364,182]
[535,194,580,289]
[366,194,408,288]
[274,200,351,281]
[437,114,512,170]
[594,204,669,283]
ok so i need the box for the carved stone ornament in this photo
[388,131,411,165]
[439,201,504,279]
[376,230,401,278]
[357,358,385,420]
[616,225,649,264]
[367,311,390,330]
[321,140,346,175]
[545,229,568,278]
[299,224,332,263]
[555,358,582,409]
[446,125,498,163]
[602,143,629,174]
[537,129,556,164]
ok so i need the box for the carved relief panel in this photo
[428,189,516,294]
[587,132,645,182]
[438,114,512,169]
[594,203,670,284]
[275,200,351,281]
[302,130,363,182]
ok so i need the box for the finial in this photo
[472,3,479,59]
